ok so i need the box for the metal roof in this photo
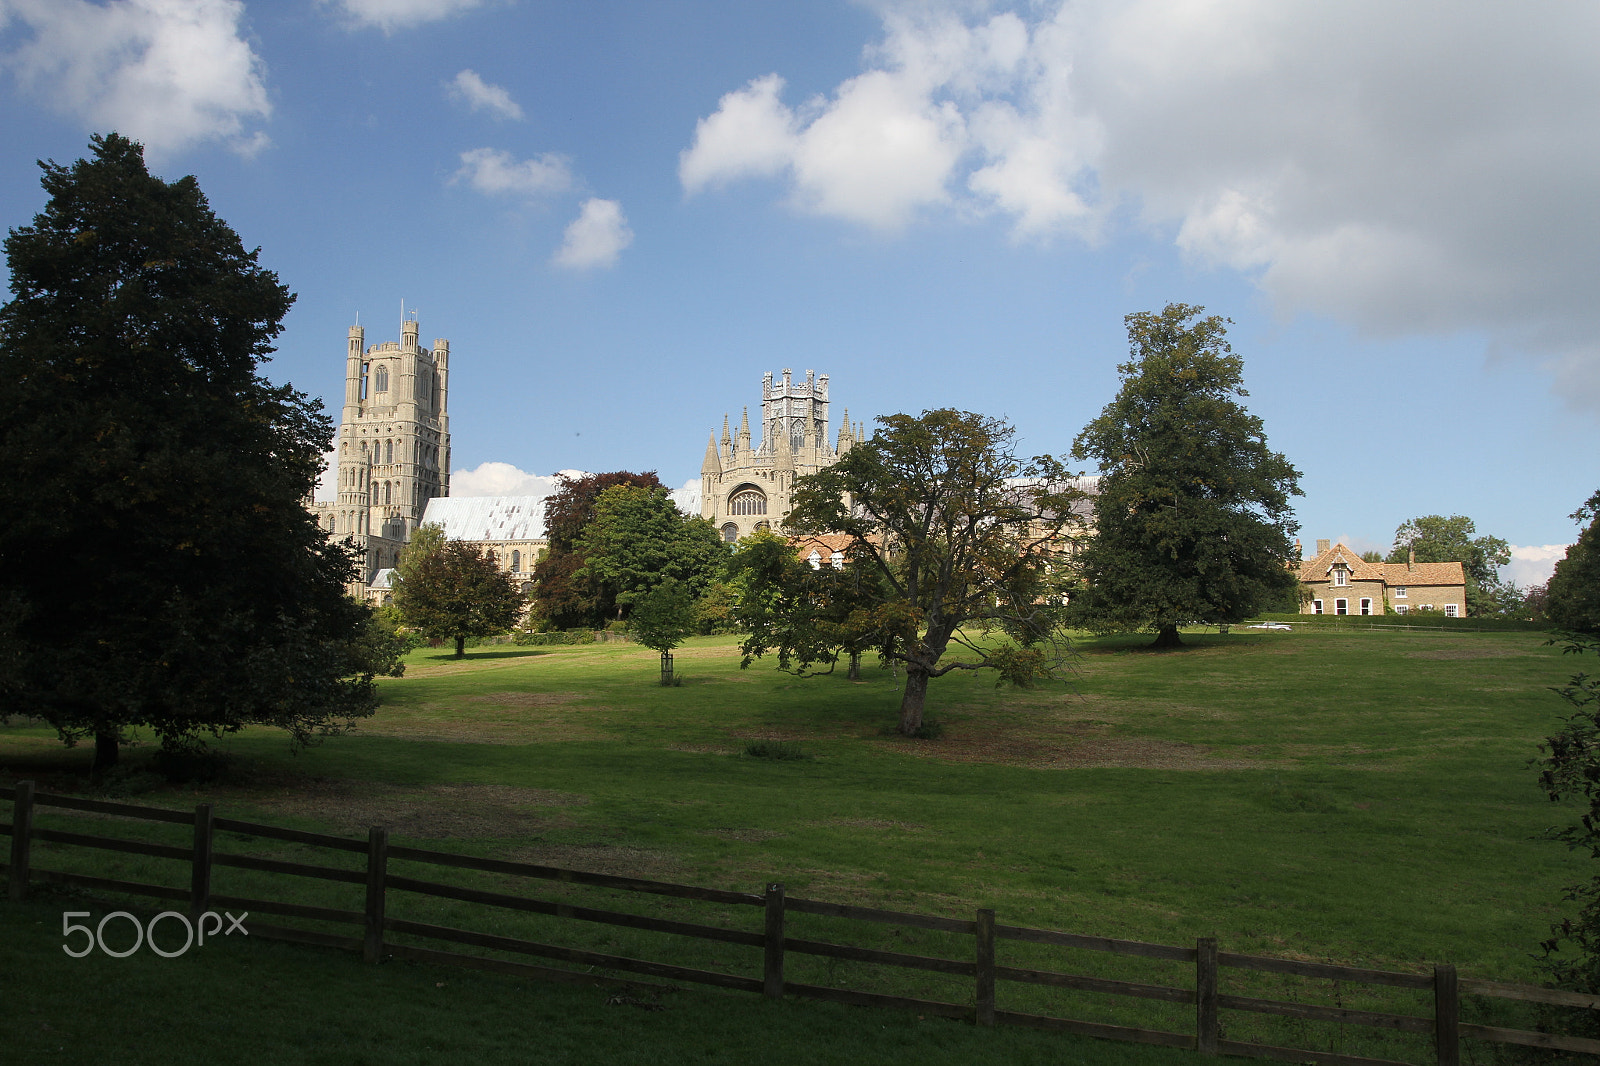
[420,495,549,541]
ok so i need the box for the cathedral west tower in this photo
[312,313,450,584]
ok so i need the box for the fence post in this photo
[190,803,214,919]
[8,780,34,902]
[763,882,785,999]
[1196,936,1219,1055]
[976,908,996,1026]
[1434,964,1459,1066]
[364,826,389,964]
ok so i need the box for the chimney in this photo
[1293,538,1302,558]
[1316,539,1330,554]
[1408,549,1415,571]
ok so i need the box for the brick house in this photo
[1297,539,1467,617]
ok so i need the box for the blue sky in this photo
[1,0,1596,584]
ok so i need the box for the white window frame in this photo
[1360,598,1372,615]
[1395,604,1408,615]
[1444,604,1458,618]
[1332,567,1348,587]
[1313,599,1323,614]
[1335,598,1348,615]
[1394,586,1407,598]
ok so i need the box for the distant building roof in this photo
[369,568,397,589]
[1297,542,1465,588]
[420,496,548,541]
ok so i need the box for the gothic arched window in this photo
[384,439,393,464]
[728,486,767,516]
[383,481,392,505]
[511,550,521,572]
[720,523,738,543]
[374,364,389,393]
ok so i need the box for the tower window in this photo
[374,365,389,393]
[729,487,767,515]
[359,362,369,400]
[384,439,393,464]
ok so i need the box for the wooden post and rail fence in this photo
[5,781,1597,1064]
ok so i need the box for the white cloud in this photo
[1505,544,1572,589]
[446,69,522,120]
[321,0,484,33]
[314,448,339,503]
[552,197,633,270]
[2,0,271,158]
[451,147,573,198]
[449,462,581,499]
[683,1,1600,404]
[680,74,797,193]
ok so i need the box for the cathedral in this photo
[700,369,863,541]
[309,315,451,587]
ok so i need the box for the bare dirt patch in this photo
[699,827,786,843]
[877,715,1274,770]
[223,778,590,840]
[1403,646,1535,660]
[816,818,928,832]
[505,842,686,881]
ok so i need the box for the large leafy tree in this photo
[772,409,1085,736]
[1386,514,1511,617]
[392,540,523,658]
[0,134,378,773]
[1071,304,1302,648]
[530,470,662,628]
[1546,491,1600,635]
[574,483,728,620]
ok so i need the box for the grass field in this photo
[1,625,1590,1062]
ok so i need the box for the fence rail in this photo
[4,780,1597,1062]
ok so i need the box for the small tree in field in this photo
[773,409,1086,737]
[1071,304,1302,648]
[630,579,697,685]
[393,541,523,658]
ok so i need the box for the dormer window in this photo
[1331,565,1349,587]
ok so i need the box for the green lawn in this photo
[1,626,1588,1062]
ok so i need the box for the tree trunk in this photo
[454,634,466,658]
[660,650,673,686]
[898,670,929,735]
[847,650,861,681]
[1151,624,1183,649]
[93,730,119,777]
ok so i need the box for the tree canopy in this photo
[1546,491,1600,635]
[629,579,698,684]
[529,470,662,628]
[1070,304,1302,647]
[1386,514,1511,617]
[766,408,1086,735]
[0,134,378,772]
[392,537,523,657]
[573,483,728,620]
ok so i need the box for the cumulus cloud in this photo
[1504,544,1572,589]
[1,0,271,158]
[446,69,522,120]
[449,463,583,499]
[552,197,633,270]
[321,0,484,33]
[682,1,1600,403]
[452,147,573,198]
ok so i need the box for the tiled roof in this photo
[789,532,861,559]
[1298,543,1465,588]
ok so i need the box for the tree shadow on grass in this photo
[412,648,551,664]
